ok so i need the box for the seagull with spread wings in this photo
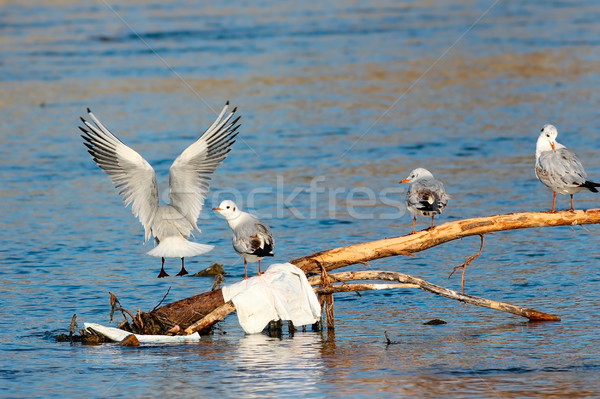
[80,102,240,277]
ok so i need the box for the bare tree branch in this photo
[291,209,600,274]
[309,270,560,321]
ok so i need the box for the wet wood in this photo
[291,209,600,274]
[310,271,560,321]
[140,289,226,334]
[183,301,236,335]
[120,334,140,347]
[314,283,419,293]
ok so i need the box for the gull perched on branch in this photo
[80,102,240,278]
[213,200,274,279]
[400,168,450,234]
[535,124,600,212]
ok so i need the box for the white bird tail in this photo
[147,236,214,258]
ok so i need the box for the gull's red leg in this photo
[550,192,557,213]
[569,194,575,212]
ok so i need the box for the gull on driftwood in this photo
[400,168,449,234]
[213,200,274,279]
[535,124,600,212]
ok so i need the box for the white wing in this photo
[169,102,240,229]
[80,109,159,242]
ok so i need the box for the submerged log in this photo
[132,209,598,334]
[138,290,225,334]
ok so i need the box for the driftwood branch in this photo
[184,301,236,335]
[291,209,600,274]
[126,209,598,334]
[309,271,560,321]
[314,283,419,293]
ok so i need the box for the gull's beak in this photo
[550,142,556,150]
[400,179,410,183]
[212,207,223,211]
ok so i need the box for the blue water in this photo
[2,1,600,397]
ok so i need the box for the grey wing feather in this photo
[233,218,274,256]
[407,179,449,214]
[536,148,587,189]
[80,109,159,242]
[169,103,240,230]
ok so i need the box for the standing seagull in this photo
[80,102,240,278]
[535,124,600,212]
[400,168,450,234]
[212,200,274,279]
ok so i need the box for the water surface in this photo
[2,1,600,398]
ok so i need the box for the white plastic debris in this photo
[84,322,201,344]
[222,262,321,334]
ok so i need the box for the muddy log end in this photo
[139,289,226,335]
[525,310,562,322]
